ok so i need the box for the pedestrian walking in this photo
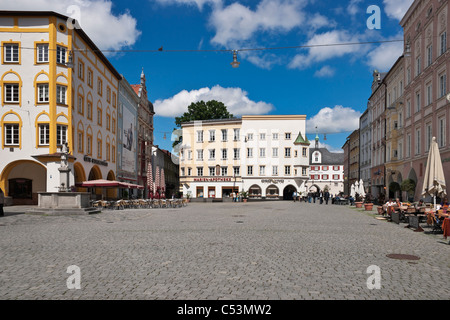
[319,191,323,204]
[0,188,4,216]
[324,190,330,205]
[292,191,297,202]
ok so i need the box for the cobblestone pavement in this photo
[0,202,449,300]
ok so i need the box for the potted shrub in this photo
[186,191,192,202]
[355,193,363,208]
[364,194,374,211]
[240,191,249,203]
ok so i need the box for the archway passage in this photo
[283,185,297,200]
[249,184,262,198]
[106,170,117,200]
[0,160,46,205]
[87,165,102,198]
[73,162,87,192]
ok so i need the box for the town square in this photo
[0,0,449,303]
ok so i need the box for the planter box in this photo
[377,206,384,215]
[364,203,374,211]
[355,202,363,208]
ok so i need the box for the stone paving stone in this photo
[0,202,449,300]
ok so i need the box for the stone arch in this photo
[0,160,46,204]
[248,184,262,198]
[283,185,297,200]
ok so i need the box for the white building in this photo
[308,135,344,196]
[179,115,310,200]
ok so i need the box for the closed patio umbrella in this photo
[422,137,447,209]
[359,179,366,198]
[147,162,153,198]
[350,184,355,198]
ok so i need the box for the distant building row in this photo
[343,0,450,202]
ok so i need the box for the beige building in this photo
[0,11,121,203]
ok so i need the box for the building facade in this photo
[400,0,450,201]
[131,70,154,198]
[309,135,344,196]
[0,11,121,204]
[359,108,372,195]
[151,146,179,198]
[179,115,310,200]
[117,76,139,197]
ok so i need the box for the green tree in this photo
[172,100,234,149]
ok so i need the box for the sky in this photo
[3,0,415,153]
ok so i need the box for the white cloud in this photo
[306,106,361,134]
[347,0,363,16]
[153,0,220,10]
[289,30,366,69]
[367,34,404,71]
[383,0,414,20]
[3,0,141,51]
[210,0,307,47]
[154,85,274,117]
[314,65,335,78]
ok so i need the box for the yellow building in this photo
[0,11,121,204]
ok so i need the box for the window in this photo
[112,117,116,134]
[106,113,111,130]
[78,60,84,80]
[416,56,421,76]
[416,92,421,112]
[209,167,215,176]
[407,133,411,157]
[197,150,203,160]
[426,83,432,105]
[440,31,447,55]
[439,73,447,98]
[285,147,291,157]
[209,149,215,160]
[87,134,92,155]
[112,92,116,108]
[260,133,266,141]
[87,101,93,120]
[284,166,291,175]
[222,148,227,160]
[438,117,446,148]
[285,132,291,140]
[97,139,102,159]
[259,148,265,158]
[97,107,102,126]
[36,44,49,63]
[233,129,240,141]
[426,123,432,152]
[247,166,253,176]
[247,133,253,141]
[97,78,102,96]
[77,95,84,114]
[272,166,278,176]
[197,130,203,142]
[56,125,67,146]
[56,45,66,64]
[333,166,340,171]
[39,124,50,146]
[87,69,93,87]
[77,131,83,152]
[3,43,19,63]
[221,129,227,141]
[259,166,265,176]
[56,85,66,104]
[333,174,340,180]
[427,45,433,67]
[187,168,192,176]
[406,100,411,118]
[37,84,49,103]
[407,67,411,84]
[272,133,278,140]
[112,145,116,163]
[4,124,19,145]
[272,148,278,157]
[247,148,253,158]
[302,147,307,157]
[233,148,240,160]
[322,166,329,171]
[302,168,307,176]
[4,84,19,103]
[233,167,240,176]
[221,167,228,176]
[209,130,215,142]
[415,128,421,155]
[106,86,111,103]
[322,174,329,180]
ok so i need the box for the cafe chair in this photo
[432,215,443,234]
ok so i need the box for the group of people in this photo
[293,190,332,204]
